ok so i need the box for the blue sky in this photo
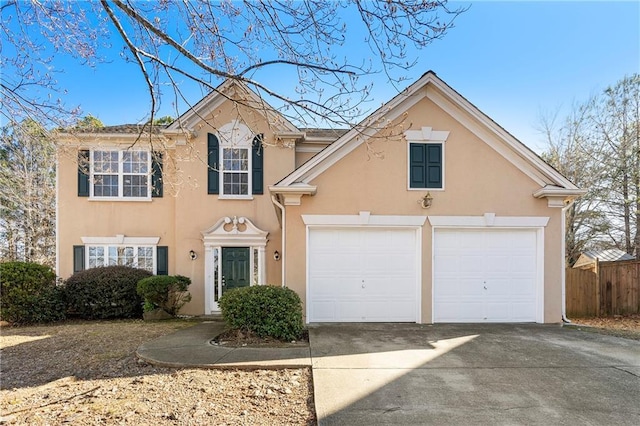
[39,1,640,153]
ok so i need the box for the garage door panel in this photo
[484,255,510,273]
[310,277,360,297]
[308,228,418,322]
[436,301,484,322]
[510,255,537,272]
[434,229,539,323]
[459,255,484,274]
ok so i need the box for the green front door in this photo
[222,247,251,292]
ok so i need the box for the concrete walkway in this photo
[136,320,311,368]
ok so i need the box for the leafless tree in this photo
[592,74,640,256]
[541,74,640,262]
[1,0,466,129]
[0,120,56,266]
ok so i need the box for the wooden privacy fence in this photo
[566,259,640,317]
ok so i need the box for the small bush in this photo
[0,261,66,324]
[218,285,304,341]
[137,275,192,315]
[65,266,152,319]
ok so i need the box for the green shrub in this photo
[0,261,66,324]
[136,275,192,315]
[65,266,152,319]
[218,285,304,341]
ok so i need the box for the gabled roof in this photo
[573,249,635,268]
[164,79,299,134]
[272,71,583,203]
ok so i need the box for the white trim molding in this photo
[429,215,547,324]
[405,126,449,191]
[428,214,549,228]
[81,235,160,245]
[533,186,588,208]
[302,211,427,227]
[304,213,424,323]
[202,216,269,314]
[269,183,317,206]
[404,127,450,143]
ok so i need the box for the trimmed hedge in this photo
[0,261,66,324]
[136,275,192,315]
[218,285,304,341]
[65,266,152,319]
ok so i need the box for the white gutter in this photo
[271,195,286,288]
[561,198,577,323]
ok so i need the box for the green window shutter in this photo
[207,133,219,194]
[77,150,90,197]
[409,143,427,188]
[156,246,169,275]
[425,144,442,188]
[73,245,85,273]
[252,134,264,195]
[151,151,163,198]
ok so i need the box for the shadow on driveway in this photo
[309,323,640,425]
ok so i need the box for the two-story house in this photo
[57,71,583,323]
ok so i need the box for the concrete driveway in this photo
[308,323,640,425]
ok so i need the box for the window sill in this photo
[217,195,254,201]
[88,197,153,202]
[407,187,445,191]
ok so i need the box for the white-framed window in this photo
[86,245,155,273]
[91,149,151,199]
[222,147,249,195]
[218,120,253,199]
[82,236,160,273]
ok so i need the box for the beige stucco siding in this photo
[57,99,296,315]
[283,96,563,323]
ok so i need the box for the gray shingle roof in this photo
[582,249,635,262]
[69,124,167,134]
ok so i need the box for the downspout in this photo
[271,194,286,288]
[561,198,577,323]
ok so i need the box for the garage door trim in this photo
[303,212,426,323]
[429,214,548,324]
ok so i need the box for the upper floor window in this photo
[207,120,264,198]
[77,149,163,200]
[405,127,450,190]
[222,147,249,195]
[92,150,150,199]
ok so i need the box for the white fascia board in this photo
[166,80,299,133]
[533,186,587,198]
[276,73,436,188]
[268,183,317,194]
[426,79,579,190]
[428,214,549,228]
[165,80,233,131]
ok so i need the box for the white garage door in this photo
[308,228,419,322]
[434,229,539,323]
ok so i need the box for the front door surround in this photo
[202,216,268,314]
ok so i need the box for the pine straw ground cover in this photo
[0,320,315,425]
[569,314,640,340]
